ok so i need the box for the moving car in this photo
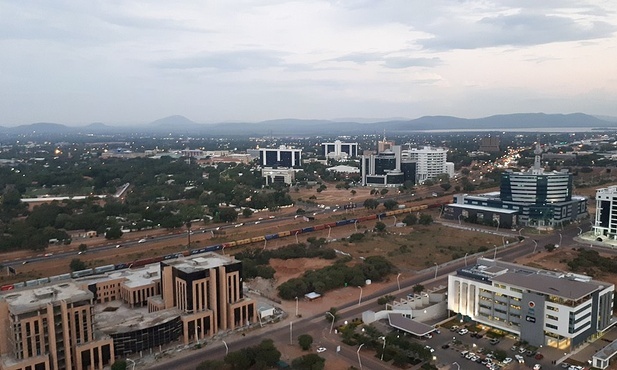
[316,347,326,353]
[138,239,147,243]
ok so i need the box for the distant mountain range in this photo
[1,113,616,137]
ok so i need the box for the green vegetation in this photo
[277,255,393,300]
[298,334,313,350]
[291,354,325,370]
[567,248,617,276]
[69,258,87,272]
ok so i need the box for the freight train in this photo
[0,202,443,291]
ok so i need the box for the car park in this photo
[316,347,326,353]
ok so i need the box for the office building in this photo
[479,136,500,153]
[262,167,295,185]
[593,186,617,240]
[0,282,114,370]
[402,146,453,183]
[361,145,416,187]
[448,258,614,351]
[258,146,302,168]
[443,144,587,228]
[0,253,256,369]
[321,140,358,160]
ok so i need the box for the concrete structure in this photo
[326,165,360,175]
[402,146,453,183]
[0,253,256,369]
[479,136,500,153]
[361,145,416,187]
[443,144,587,228]
[258,145,302,168]
[262,167,295,185]
[0,282,114,370]
[321,140,358,160]
[593,186,617,240]
[448,258,615,352]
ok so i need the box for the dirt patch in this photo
[269,258,333,284]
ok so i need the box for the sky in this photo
[1,0,617,126]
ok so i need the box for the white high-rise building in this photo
[594,186,617,239]
[402,146,452,183]
[321,140,358,160]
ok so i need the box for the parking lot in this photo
[423,322,591,370]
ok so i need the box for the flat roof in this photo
[447,203,519,214]
[95,300,184,334]
[388,313,435,336]
[163,253,235,274]
[492,272,599,300]
[1,281,93,315]
[73,264,160,289]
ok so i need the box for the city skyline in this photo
[1,1,617,126]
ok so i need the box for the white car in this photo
[138,238,147,243]
[515,354,525,363]
[458,328,469,335]
[316,347,326,353]
[115,244,122,248]
[533,365,542,370]
[503,357,513,365]
[425,345,434,353]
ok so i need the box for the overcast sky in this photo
[1,1,616,126]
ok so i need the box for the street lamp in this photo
[464,252,468,267]
[379,336,386,361]
[434,263,439,280]
[458,214,462,225]
[289,322,293,345]
[357,286,363,305]
[532,239,538,253]
[558,233,562,247]
[222,340,229,355]
[493,245,497,260]
[126,358,136,370]
[326,311,336,334]
[495,219,500,232]
[452,362,460,370]
[396,273,402,291]
[295,296,299,317]
[357,343,365,370]
[577,227,583,235]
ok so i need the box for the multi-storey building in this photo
[448,258,614,351]
[361,145,416,187]
[258,145,302,168]
[402,146,453,183]
[443,144,587,228]
[0,253,256,369]
[321,140,358,160]
[593,186,617,240]
[0,282,114,370]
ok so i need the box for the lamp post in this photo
[502,236,506,246]
[289,322,293,345]
[379,336,386,361]
[434,263,439,280]
[357,286,363,305]
[452,362,460,370]
[357,343,365,370]
[577,227,582,235]
[532,239,538,253]
[493,245,497,260]
[295,296,299,317]
[558,233,562,247]
[458,214,462,225]
[222,340,229,355]
[126,358,136,370]
[326,311,335,334]
[518,228,523,236]
[396,273,402,291]
[464,252,468,267]
[495,219,500,232]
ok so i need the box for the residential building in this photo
[321,140,358,160]
[448,258,615,351]
[258,146,302,168]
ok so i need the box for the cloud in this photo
[155,50,287,71]
[420,11,616,50]
[331,52,441,68]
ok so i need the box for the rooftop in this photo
[1,282,93,315]
[162,253,235,274]
[95,300,183,334]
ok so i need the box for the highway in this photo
[147,222,593,370]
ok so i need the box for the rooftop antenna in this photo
[532,142,543,175]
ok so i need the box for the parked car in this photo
[533,364,542,370]
[490,338,500,345]
[316,347,326,353]
[458,328,469,335]
[515,355,525,363]
[503,358,513,365]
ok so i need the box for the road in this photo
[147,222,592,370]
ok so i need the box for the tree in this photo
[218,207,238,223]
[418,214,433,225]
[242,208,253,218]
[196,360,225,370]
[70,258,87,272]
[298,334,314,350]
[412,284,424,294]
[383,199,399,210]
[440,183,452,191]
[110,360,127,370]
[403,214,417,226]
[377,294,395,305]
[379,188,389,196]
[105,226,123,240]
[78,243,87,253]
[350,190,356,196]
[291,354,325,370]
[363,198,379,210]
[544,243,557,252]
[374,221,386,232]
